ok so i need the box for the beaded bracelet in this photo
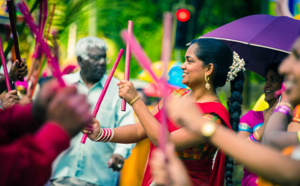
[254,130,261,141]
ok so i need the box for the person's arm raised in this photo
[118,80,206,150]
[166,96,300,185]
[82,80,206,149]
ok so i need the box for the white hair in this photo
[75,37,107,60]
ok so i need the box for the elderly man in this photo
[50,37,135,186]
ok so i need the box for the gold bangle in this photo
[254,130,261,140]
[248,136,252,142]
[129,95,140,106]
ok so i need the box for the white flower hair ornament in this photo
[226,51,246,82]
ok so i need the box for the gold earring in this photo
[205,74,210,90]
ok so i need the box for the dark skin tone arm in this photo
[0,59,28,93]
[0,77,8,93]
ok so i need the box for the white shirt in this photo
[52,71,135,185]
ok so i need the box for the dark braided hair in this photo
[190,38,244,186]
[226,70,244,186]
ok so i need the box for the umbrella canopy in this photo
[201,14,300,77]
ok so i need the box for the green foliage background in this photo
[18,0,260,78]
[13,0,267,115]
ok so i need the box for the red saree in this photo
[141,94,231,186]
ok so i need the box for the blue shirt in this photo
[51,71,135,185]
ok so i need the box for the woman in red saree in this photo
[83,38,245,186]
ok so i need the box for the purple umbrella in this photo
[201,14,300,77]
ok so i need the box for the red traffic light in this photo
[176,8,190,22]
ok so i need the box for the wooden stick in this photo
[3,0,40,61]
[7,0,22,63]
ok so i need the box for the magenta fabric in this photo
[0,104,70,186]
[239,110,264,129]
[239,110,264,186]
[142,102,231,186]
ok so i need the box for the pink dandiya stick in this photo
[121,31,159,83]
[160,12,173,64]
[27,0,48,81]
[27,46,41,81]
[30,4,56,99]
[121,20,133,111]
[0,36,11,91]
[81,49,124,144]
[158,81,168,153]
[121,31,168,152]
[158,62,169,154]
[159,12,173,152]
[18,2,65,87]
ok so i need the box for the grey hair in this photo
[75,37,107,60]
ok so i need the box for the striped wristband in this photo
[94,128,114,142]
